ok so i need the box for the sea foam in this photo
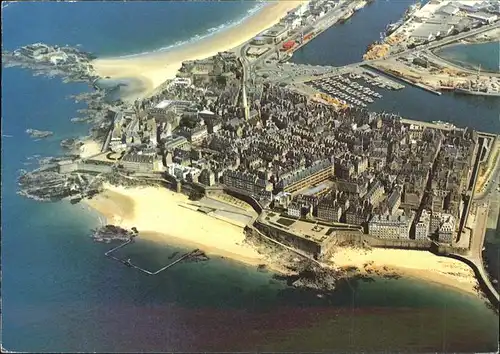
[108,2,267,60]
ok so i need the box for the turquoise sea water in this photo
[2,2,499,352]
[435,41,500,73]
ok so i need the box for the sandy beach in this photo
[78,139,102,158]
[85,184,482,297]
[85,184,264,266]
[92,1,305,97]
[330,247,479,296]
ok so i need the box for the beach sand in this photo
[78,139,102,158]
[85,184,264,266]
[91,1,305,97]
[330,247,479,296]
[86,184,482,297]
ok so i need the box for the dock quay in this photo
[302,66,407,109]
[105,239,202,275]
[358,67,404,90]
[364,63,442,96]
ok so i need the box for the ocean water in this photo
[290,0,500,134]
[290,0,415,66]
[1,1,264,56]
[2,2,499,352]
[435,41,500,73]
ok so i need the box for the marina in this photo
[305,68,404,108]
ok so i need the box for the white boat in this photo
[354,1,367,11]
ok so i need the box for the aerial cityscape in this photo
[2,0,499,352]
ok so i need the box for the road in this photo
[237,0,360,83]
[247,21,500,85]
[475,137,500,200]
[423,49,500,77]
[458,202,500,306]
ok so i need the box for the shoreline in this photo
[432,39,500,74]
[434,37,500,53]
[84,183,482,298]
[84,184,265,267]
[91,1,306,98]
[329,247,480,297]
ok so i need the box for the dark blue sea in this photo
[290,0,500,134]
[2,1,499,352]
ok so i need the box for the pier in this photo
[105,239,201,275]
[364,63,442,96]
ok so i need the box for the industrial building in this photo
[411,23,455,41]
[437,3,460,16]
[467,11,498,24]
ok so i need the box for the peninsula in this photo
[5,0,499,307]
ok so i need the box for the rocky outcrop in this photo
[91,225,138,243]
[26,129,53,139]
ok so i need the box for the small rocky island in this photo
[26,129,53,139]
[91,225,138,243]
[2,42,99,83]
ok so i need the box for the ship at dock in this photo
[339,9,355,23]
[453,87,500,97]
[354,1,368,11]
[385,1,422,36]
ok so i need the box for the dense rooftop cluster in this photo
[103,50,477,244]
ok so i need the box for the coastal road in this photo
[459,202,500,306]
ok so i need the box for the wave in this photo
[110,2,268,59]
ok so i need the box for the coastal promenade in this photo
[453,202,500,308]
